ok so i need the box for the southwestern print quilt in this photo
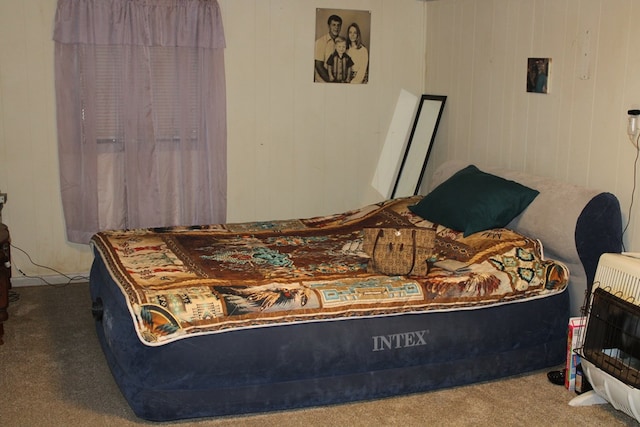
[91,196,569,346]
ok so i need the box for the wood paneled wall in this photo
[0,0,428,282]
[223,0,427,223]
[0,0,92,282]
[424,0,640,251]
[10,0,637,281]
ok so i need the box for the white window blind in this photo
[88,46,199,146]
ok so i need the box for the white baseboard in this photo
[10,272,90,287]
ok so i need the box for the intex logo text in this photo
[372,330,427,351]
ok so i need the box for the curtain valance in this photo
[53,0,225,48]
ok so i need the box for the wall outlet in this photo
[0,193,6,204]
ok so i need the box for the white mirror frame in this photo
[391,94,446,198]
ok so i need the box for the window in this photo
[53,0,227,244]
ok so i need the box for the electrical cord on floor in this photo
[621,132,640,251]
[8,290,19,303]
[9,243,90,287]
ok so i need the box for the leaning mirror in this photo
[391,94,447,198]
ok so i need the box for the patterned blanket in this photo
[91,196,569,346]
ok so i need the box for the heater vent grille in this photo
[592,260,640,306]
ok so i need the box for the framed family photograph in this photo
[314,8,371,84]
[527,57,551,94]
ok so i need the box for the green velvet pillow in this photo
[409,165,539,236]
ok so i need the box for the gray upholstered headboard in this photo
[431,161,623,316]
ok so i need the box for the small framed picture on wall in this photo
[527,58,551,94]
[314,8,371,84]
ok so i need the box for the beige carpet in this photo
[0,283,637,426]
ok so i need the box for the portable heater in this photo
[570,253,640,421]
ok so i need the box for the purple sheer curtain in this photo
[53,0,226,244]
